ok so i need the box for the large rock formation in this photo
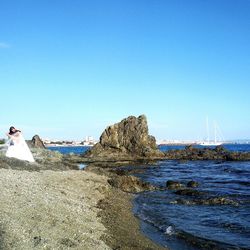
[84,115,164,159]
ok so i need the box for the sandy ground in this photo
[0,169,110,250]
[97,186,165,250]
[0,166,165,250]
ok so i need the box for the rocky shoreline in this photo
[63,145,250,165]
[0,148,165,250]
[163,145,250,161]
[1,115,249,249]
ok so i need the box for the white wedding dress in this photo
[6,132,35,162]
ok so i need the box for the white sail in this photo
[199,118,223,146]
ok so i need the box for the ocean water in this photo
[47,144,250,250]
[47,145,91,155]
[47,144,250,155]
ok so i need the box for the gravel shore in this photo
[0,150,165,250]
[0,168,110,250]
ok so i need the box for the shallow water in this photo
[132,160,250,249]
[48,144,250,249]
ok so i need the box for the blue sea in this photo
[47,144,250,250]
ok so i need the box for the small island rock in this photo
[84,115,164,160]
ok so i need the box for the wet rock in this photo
[166,180,184,189]
[84,115,164,160]
[185,145,194,151]
[175,189,204,197]
[108,175,156,193]
[214,145,226,153]
[111,169,127,176]
[164,146,250,161]
[170,198,196,205]
[197,197,238,206]
[171,197,238,206]
[187,180,199,188]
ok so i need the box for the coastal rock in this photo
[175,189,204,197]
[197,197,239,206]
[164,146,250,161]
[0,149,78,171]
[172,197,238,206]
[30,135,46,149]
[187,180,199,188]
[166,180,184,189]
[108,175,156,193]
[84,115,164,160]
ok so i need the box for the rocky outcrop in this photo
[30,135,46,148]
[0,149,78,171]
[84,115,164,160]
[187,180,199,188]
[172,197,238,206]
[108,175,156,193]
[166,180,199,189]
[164,145,250,161]
[166,180,184,189]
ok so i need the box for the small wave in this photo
[211,180,250,187]
[201,220,250,234]
[223,167,250,174]
[177,229,246,250]
[165,226,175,235]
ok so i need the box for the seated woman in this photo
[6,126,35,162]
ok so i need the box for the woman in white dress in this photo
[6,126,35,162]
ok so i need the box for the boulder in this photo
[197,197,238,206]
[187,180,199,188]
[108,175,156,193]
[84,115,164,159]
[171,197,238,206]
[30,135,46,149]
[166,180,184,189]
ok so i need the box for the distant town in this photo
[43,136,98,147]
[1,137,249,148]
[42,137,250,147]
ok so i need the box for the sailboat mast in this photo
[206,117,210,142]
[214,121,217,143]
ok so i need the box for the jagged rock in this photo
[30,135,46,149]
[108,175,156,193]
[187,180,199,188]
[172,197,238,206]
[166,180,184,189]
[197,197,238,206]
[167,180,199,190]
[164,146,250,161]
[84,115,164,159]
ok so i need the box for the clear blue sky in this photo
[1,0,249,141]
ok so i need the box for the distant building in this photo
[157,139,197,145]
[82,136,97,146]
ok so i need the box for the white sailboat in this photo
[199,118,223,146]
